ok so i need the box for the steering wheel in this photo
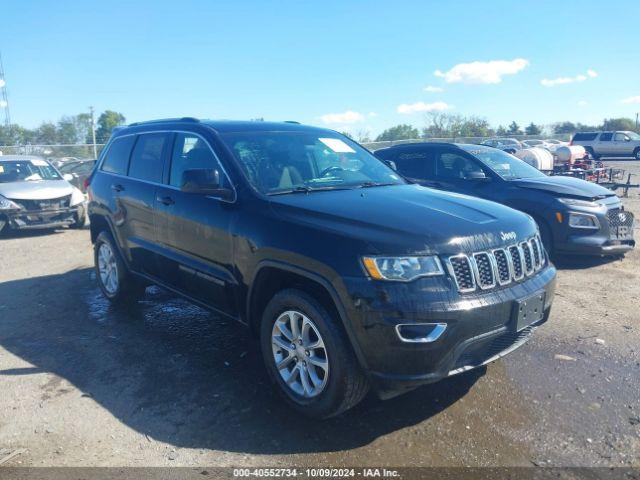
[319,165,345,177]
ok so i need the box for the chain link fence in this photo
[362,133,572,151]
[0,143,106,160]
[0,133,574,160]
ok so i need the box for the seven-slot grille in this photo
[447,235,545,293]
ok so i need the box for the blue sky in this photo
[1,0,639,136]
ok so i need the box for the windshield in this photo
[461,146,546,180]
[0,160,62,183]
[219,131,405,195]
[625,131,640,140]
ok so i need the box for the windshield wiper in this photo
[358,181,397,188]
[268,185,350,196]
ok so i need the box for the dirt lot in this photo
[0,161,639,468]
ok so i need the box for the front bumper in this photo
[554,208,635,256]
[341,265,556,398]
[2,204,83,230]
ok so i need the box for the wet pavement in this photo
[0,161,639,467]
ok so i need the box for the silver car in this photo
[480,137,524,154]
[0,155,87,233]
[571,131,640,160]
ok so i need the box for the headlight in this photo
[362,255,444,281]
[70,187,86,207]
[558,198,599,208]
[568,212,600,229]
[0,195,21,210]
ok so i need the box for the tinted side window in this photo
[128,133,168,183]
[169,133,225,188]
[394,150,435,179]
[100,136,135,175]
[573,133,598,141]
[599,133,613,141]
[436,152,484,179]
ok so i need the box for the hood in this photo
[0,180,74,200]
[510,176,615,200]
[269,184,536,254]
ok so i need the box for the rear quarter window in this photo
[572,133,598,142]
[100,136,136,175]
[599,133,613,141]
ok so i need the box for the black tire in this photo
[260,288,369,418]
[585,147,599,160]
[634,148,640,161]
[70,206,86,229]
[94,231,146,304]
[0,218,6,236]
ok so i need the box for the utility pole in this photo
[89,106,97,158]
[0,51,10,128]
[636,112,638,132]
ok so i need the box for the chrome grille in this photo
[448,235,544,293]
[448,255,475,292]
[508,246,524,280]
[473,252,495,289]
[530,237,543,270]
[521,242,534,275]
[493,249,511,285]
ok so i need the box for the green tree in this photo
[601,117,637,132]
[524,122,542,135]
[56,116,78,144]
[95,110,126,143]
[507,121,522,135]
[340,131,353,139]
[375,124,419,142]
[34,122,58,144]
[495,125,507,136]
[553,121,577,134]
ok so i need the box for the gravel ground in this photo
[0,160,639,468]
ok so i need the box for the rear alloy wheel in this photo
[260,289,369,418]
[634,149,640,161]
[94,231,146,304]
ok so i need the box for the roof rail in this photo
[284,120,300,124]
[128,117,200,127]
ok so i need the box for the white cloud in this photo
[320,110,364,124]
[621,96,640,104]
[0,79,5,88]
[397,101,451,114]
[541,69,597,87]
[423,85,444,93]
[577,100,588,107]
[434,58,529,84]
[368,112,378,117]
[0,100,7,108]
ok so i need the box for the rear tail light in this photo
[83,177,91,191]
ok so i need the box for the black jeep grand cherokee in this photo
[87,118,556,418]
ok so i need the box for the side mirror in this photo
[625,137,631,142]
[465,170,489,181]
[180,169,234,200]
[63,173,74,182]
[384,160,397,171]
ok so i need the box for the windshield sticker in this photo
[31,159,48,166]
[319,138,356,153]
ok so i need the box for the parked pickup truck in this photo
[571,131,640,160]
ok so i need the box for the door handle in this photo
[157,195,175,206]
[111,184,124,192]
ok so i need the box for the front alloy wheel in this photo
[271,310,329,398]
